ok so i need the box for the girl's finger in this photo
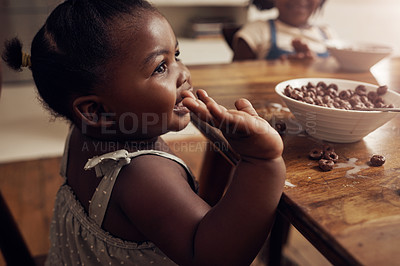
[182,97,208,116]
[181,90,197,100]
[182,95,219,126]
[195,89,208,98]
[234,98,258,116]
[195,89,228,122]
[196,89,226,112]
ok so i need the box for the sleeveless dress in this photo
[46,129,198,265]
[233,19,334,60]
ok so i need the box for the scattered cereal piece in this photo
[318,159,335,171]
[309,148,323,160]
[274,120,287,135]
[370,155,386,167]
[309,144,339,171]
[323,151,339,163]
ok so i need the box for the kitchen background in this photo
[0,0,399,163]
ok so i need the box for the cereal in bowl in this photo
[283,82,394,110]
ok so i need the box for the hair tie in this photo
[21,52,32,68]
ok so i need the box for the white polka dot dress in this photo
[45,128,197,265]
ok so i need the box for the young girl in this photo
[2,0,286,265]
[233,0,336,61]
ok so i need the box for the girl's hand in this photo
[181,89,283,160]
[281,38,316,60]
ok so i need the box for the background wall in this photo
[314,0,400,55]
[1,0,399,81]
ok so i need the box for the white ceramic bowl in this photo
[327,40,393,72]
[275,78,400,143]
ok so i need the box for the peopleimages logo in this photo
[80,112,169,135]
[268,112,319,136]
[80,112,281,135]
[305,111,317,135]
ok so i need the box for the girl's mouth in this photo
[173,101,190,115]
[174,87,193,115]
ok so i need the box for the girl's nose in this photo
[177,63,191,88]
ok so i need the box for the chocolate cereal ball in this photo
[274,120,287,135]
[370,155,386,167]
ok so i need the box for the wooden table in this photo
[188,57,400,266]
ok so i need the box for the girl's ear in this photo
[72,95,114,128]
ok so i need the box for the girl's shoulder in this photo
[234,19,271,47]
[317,24,338,40]
[115,149,195,193]
[84,148,191,185]
[125,150,187,176]
[240,19,270,33]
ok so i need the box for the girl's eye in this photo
[154,62,167,74]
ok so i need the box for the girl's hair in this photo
[2,0,156,121]
[252,0,327,10]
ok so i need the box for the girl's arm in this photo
[115,90,285,265]
[232,37,257,61]
[182,90,286,265]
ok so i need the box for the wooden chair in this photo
[221,24,241,51]
[0,191,47,266]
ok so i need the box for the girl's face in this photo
[100,12,193,140]
[275,0,321,27]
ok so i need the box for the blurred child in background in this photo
[233,0,336,61]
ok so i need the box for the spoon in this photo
[358,108,400,112]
